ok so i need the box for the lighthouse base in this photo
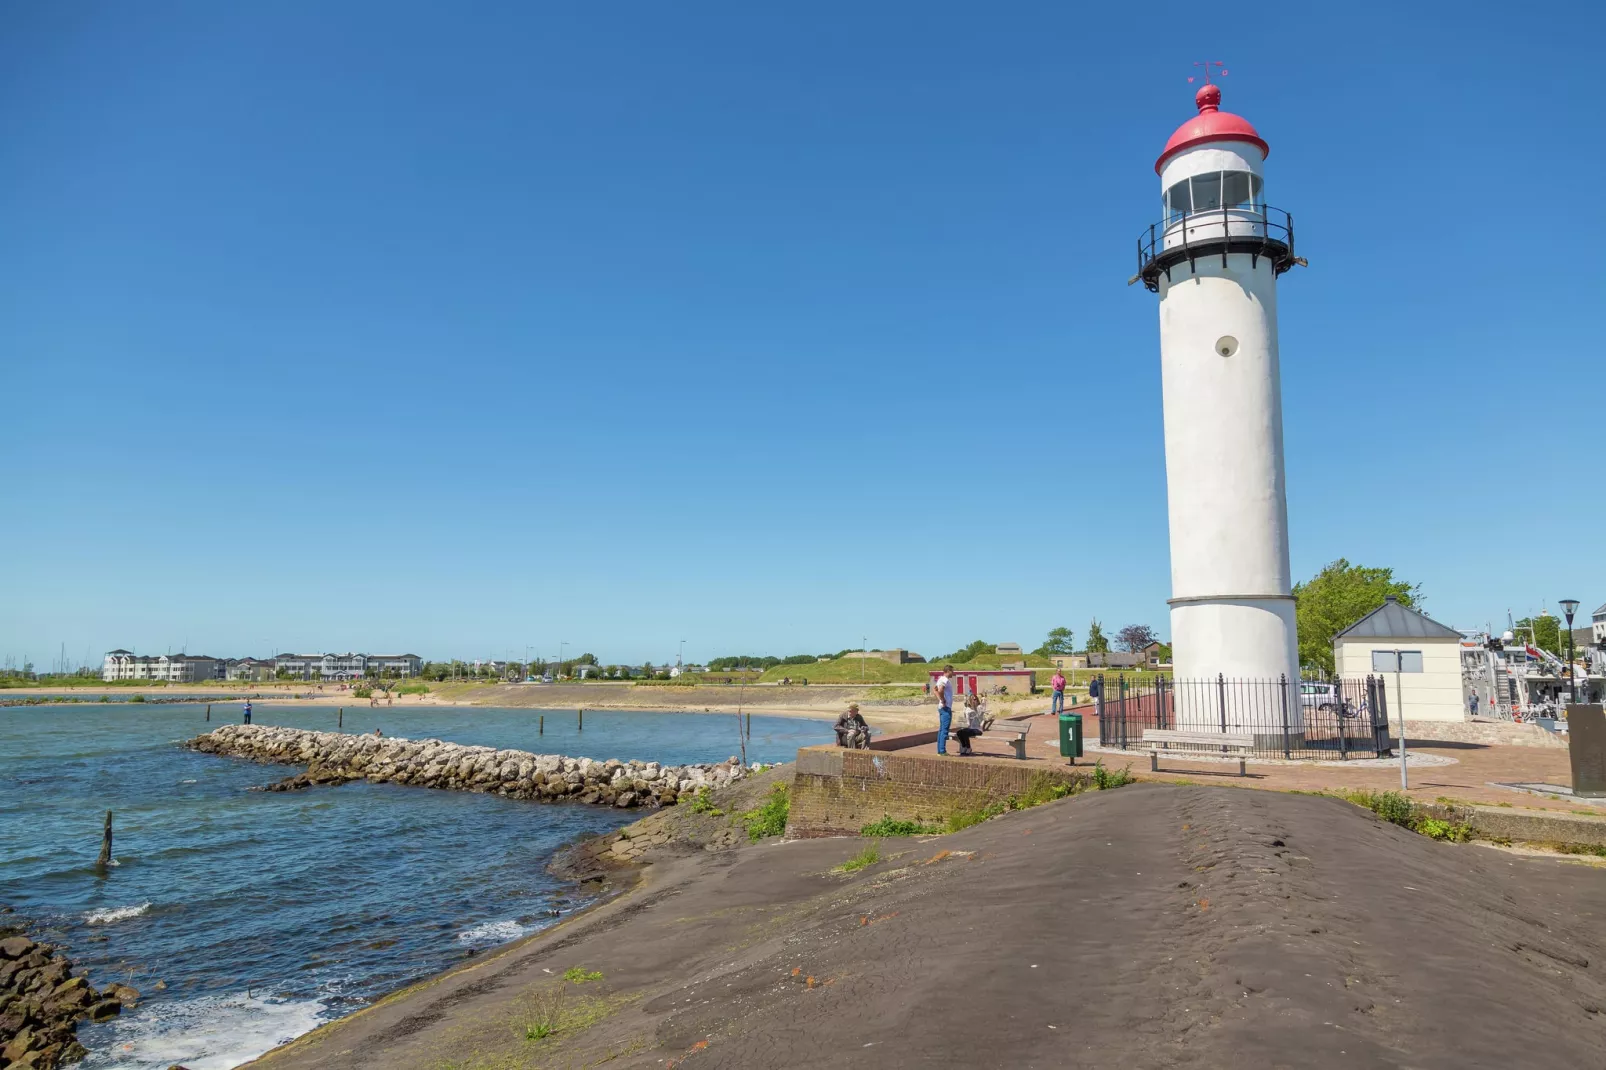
[1168,596,1302,734]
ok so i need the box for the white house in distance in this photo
[1333,597,1466,722]
[102,651,221,682]
[1593,601,1606,644]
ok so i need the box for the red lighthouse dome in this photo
[1155,84,1269,174]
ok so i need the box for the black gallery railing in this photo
[1092,674,1393,761]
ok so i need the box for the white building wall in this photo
[1335,637,1465,722]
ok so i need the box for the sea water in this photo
[0,702,826,1069]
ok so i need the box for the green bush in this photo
[687,786,724,816]
[743,784,790,841]
[563,967,603,984]
[352,687,373,699]
[1092,761,1134,790]
[860,816,939,837]
[1416,818,1473,842]
[397,681,430,696]
[129,694,145,703]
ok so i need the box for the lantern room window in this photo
[1164,171,1263,224]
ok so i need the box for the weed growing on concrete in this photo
[834,842,882,873]
[688,786,724,816]
[1340,790,1473,843]
[563,967,603,984]
[861,816,940,837]
[1092,761,1135,790]
[1553,842,1606,858]
[743,784,790,841]
[946,800,1007,832]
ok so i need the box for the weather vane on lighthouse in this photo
[1133,72,1308,738]
[1187,60,1228,85]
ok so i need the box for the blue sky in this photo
[3,2,1601,669]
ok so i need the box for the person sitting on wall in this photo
[834,705,871,749]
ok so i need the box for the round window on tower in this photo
[1215,336,1239,358]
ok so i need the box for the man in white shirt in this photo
[934,665,955,756]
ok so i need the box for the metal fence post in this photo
[1217,673,1227,734]
[1337,680,1350,761]
[1118,674,1128,749]
[1279,673,1291,759]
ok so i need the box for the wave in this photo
[84,991,326,1070]
[455,919,531,946]
[84,903,150,925]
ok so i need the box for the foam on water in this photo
[82,992,326,1070]
[456,918,531,946]
[85,903,150,925]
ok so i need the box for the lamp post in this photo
[1561,599,1580,705]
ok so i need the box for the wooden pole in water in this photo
[205,704,210,722]
[539,714,544,735]
[96,811,113,869]
[746,710,751,739]
[578,708,583,731]
[338,707,343,729]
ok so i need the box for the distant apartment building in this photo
[223,657,276,682]
[272,653,423,680]
[102,651,221,682]
[104,650,423,682]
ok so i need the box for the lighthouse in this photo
[1137,79,1303,723]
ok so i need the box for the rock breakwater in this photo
[186,725,751,808]
[0,927,130,1069]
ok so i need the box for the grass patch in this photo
[397,681,430,696]
[563,967,603,984]
[945,799,1007,832]
[687,786,725,817]
[864,685,923,701]
[1339,789,1474,843]
[742,784,790,841]
[833,842,881,873]
[861,816,941,837]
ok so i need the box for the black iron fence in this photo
[1093,674,1393,761]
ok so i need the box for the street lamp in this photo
[1561,599,1581,705]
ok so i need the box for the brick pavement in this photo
[884,710,1596,815]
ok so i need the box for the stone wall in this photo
[787,745,1093,837]
[187,725,751,809]
[1405,719,1569,750]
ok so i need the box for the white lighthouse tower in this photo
[1137,79,1304,725]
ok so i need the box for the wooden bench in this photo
[983,719,1031,760]
[1142,729,1254,776]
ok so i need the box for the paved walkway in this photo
[886,710,1593,814]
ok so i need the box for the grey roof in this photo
[1334,597,1461,641]
[1594,602,1606,615]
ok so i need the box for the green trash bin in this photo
[1058,713,1083,760]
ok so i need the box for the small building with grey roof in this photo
[1333,596,1467,722]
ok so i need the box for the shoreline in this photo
[3,681,945,733]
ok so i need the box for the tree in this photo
[1293,558,1420,675]
[935,639,992,664]
[1033,627,1076,657]
[1116,624,1157,653]
[1085,620,1109,655]
[1514,614,1562,656]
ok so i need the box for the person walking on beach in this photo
[1050,669,1067,715]
[934,666,955,756]
[242,700,252,725]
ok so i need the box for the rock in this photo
[2,1027,35,1063]
[106,982,140,1005]
[615,792,637,808]
[87,998,121,1021]
[0,936,32,959]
